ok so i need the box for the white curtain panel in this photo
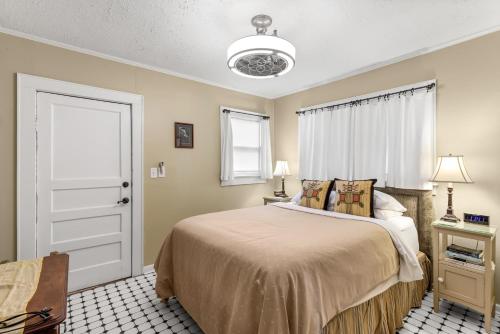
[298,107,352,180]
[259,118,273,179]
[352,101,387,186]
[386,90,435,189]
[326,107,352,180]
[298,85,435,190]
[220,111,234,181]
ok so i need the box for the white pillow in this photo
[374,209,404,220]
[291,191,302,204]
[326,191,337,211]
[374,191,406,212]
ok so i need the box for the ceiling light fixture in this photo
[227,14,296,79]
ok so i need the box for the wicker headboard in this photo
[376,187,434,259]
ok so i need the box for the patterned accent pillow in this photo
[332,179,377,218]
[299,180,334,210]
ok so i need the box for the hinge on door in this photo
[35,114,38,255]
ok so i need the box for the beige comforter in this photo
[155,205,399,334]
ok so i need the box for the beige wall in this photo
[2,29,500,296]
[0,32,275,265]
[274,31,500,295]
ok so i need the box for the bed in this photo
[154,187,434,334]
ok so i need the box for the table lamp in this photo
[430,154,473,222]
[273,161,291,197]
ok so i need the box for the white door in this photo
[36,92,132,292]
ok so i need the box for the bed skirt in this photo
[324,251,432,334]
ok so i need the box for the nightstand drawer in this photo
[439,260,484,308]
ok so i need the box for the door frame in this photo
[17,73,144,277]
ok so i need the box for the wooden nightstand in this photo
[263,196,291,205]
[432,220,496,333]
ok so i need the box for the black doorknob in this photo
[117,197,130,204]
[122,181,130,188]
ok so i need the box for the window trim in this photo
[221,177,266,187]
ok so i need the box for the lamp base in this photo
[440,213,461,223]
[440,184,460,223]
[274,190,288,198]
[274,176,288,198]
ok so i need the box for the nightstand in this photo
[263,196,291,205]
[432,220,496,333]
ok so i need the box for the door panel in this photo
[51,214,122,242]
[52,187,121,211]
[36,92,132,292]
[51,104,122,179]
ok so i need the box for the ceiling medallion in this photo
[227,14,296,79]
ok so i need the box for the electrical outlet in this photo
[150,167,158,178]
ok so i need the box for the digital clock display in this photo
[464,213,489,225]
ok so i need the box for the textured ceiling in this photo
[1,0,500,98]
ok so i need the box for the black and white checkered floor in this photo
[62,271,499,334]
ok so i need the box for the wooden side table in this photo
[26,253,69,333]
[432,220,496,333]
[263,196,291,205]
[0,253,69,333]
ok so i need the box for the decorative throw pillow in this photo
[332,179,376,218]
[299,180,333,210]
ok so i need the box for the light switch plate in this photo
[150,167,158,178]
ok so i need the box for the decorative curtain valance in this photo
[297,80,436,190]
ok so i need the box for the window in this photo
[220,107,272,186]
[231,116,261,177]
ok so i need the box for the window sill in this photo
[220,178,267,187]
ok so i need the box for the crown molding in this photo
[2,23,500,100]
[0,26,272,99]
[269,24,500,99]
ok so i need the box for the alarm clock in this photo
[463,213,490,226]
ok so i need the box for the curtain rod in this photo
[223,108,270,119]
[296,82,435,115]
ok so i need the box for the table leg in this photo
[485,311,492,333]
[484,238,493,333]
[432,228,440,313]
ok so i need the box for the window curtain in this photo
[221,111,273,181]
[352,101,387,186]
[298,83,435,190]
[386,89,435,189]
[220,111,233,181]
[259,117,273,179]
[298,107,352,180]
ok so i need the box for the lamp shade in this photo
[273,161,291,176]
[430,154,473,183]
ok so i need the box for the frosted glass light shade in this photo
[430,154,473,183]
[273,160,291,176]
[227,35,296,78]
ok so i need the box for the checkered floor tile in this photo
[62,272,499,333]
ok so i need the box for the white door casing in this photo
[17,74,144,290]
[37,93,132,291]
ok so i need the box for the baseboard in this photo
[143,264,154,273]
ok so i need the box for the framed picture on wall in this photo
[174,122,194,148]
